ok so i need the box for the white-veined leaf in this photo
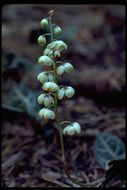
[94,132,125,170]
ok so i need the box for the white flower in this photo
[37,35,46,46]
[55,40,67,51]
[63,122,81,136]
[63,125,75,136]
[54,26,62,35]
[44,95,54,107]
[47,40,67,52]
[58,88,65,100]
[37,94,46,104]
[43,48,53,58]
[37,94,54,107]
[42,82,59,92]
[58,86,75,99]
[65,87,75,98]
[38,55,53,66]
[37,72,54,83]
[49,82,59,92]
[37,72,47,83]
[40,18,49,28]
[57,65,65,75]
[39,108,55,120]
[64,63,73,73]
[42,82,51,91]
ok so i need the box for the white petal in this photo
[64,63,73,73]
[37,94,46,104]
[57,65,65,75]
[38,108,46,117]
[50,82,59,92]
[37,72,48,83]
[38,55,53,66]
[50,111,55,119]
[65,87,75,98]
[56,40,67,51]
[63,126,68,135]
[44,97,52,107]
[42,82,52,91]
[73,122,81,134]
[43,109,51,119]
[63,125,75,136]
[58,88,65,100]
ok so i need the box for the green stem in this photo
[60,121,71,126]
[44,33,51,36]
[49,13,65,163]
[49,16,53,42]
[48,13,104,187]
[56,106,66,163]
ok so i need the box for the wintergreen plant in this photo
[36,10,104,187]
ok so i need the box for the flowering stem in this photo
[49,15,53,42]
[54,55,65,163]
[48,12,104,187]
[49,13,65,164]
[53,54,65,163]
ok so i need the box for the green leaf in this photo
[2,83,40,121]
[94,132,125,170]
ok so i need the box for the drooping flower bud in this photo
[39,108,55,120]
[47,40,67,52]
[37,35,46,46]
[57,65,65,75]
[37,94,46,104]
[64,63,73,73]
[44,95,54,107]
[63,125,75,136]
[65,87,75,98]
[42,82,51,91]
[58,88,65,100]
[38,55,53,66]
[42,82,59,92]
[54,26,62,35]
[37,94,54,107]
[37,72,48,83]
[55,40,67,51]
[37,72,54,84]
[63,122,81,136]
[40,18,49,28]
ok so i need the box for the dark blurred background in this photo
[2,4,125,187]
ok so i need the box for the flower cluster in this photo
[37,12,81,135]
